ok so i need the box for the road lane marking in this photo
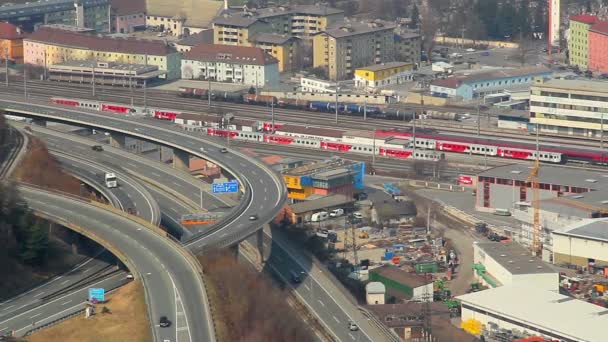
[33,292,45,298]
[61,279,70,285]
[30,313,42,319]
[333,316,340,323]
[304,284,310,291]
[348,333,355,340]
[1,305,15,311]
[61,300,72,306]
[317,300,325,307]
[17,305,27,310]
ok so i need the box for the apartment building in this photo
[0,22,24,63]
[250,33,300,72]
[145,0,223,36]
[394,30,421,65]
[23,27,181,79]
[568,14,598,70]
[212,4,343,44]
[313,21,396,81]
[530,78,608,137]
[110,0,145,34]
[181,44,279,87]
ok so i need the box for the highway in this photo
[0,94,288,250]
[23,124,393,342]
[7,186,211,342]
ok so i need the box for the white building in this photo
[181,44,280,88]
[457,284,608,342]
[473,242,559,291]
[553,218,608,268]
[530,78,608,137]
[300,77,337,93]
[365,282,386,305]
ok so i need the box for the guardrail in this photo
[358,307,402,342]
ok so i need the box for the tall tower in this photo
[548,0,560,53]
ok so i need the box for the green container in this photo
[415,262,438,273]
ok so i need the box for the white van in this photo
[493,208,511,216]
[311,211,329,222]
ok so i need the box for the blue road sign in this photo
[212,180,239,194]
[88,288,105,302]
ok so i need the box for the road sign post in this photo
[88,288,105,302]
[212,180,239,194]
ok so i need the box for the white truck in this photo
[105,172,118,188]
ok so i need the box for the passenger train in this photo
[48,97,608,165]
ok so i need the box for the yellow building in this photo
[251,33,300,72]
[23,27,182,79]
[313,21,396,81]
[0,22,24,63]
[354,62,413,90]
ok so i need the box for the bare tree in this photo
[420,0,441,60]
[511,36,535,66]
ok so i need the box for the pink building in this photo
[110,0,146,34]
[589,21,608,74]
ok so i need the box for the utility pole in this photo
[143,79,147,113]
[601,113,604,164]
[363,99,367,121]
[372,127,376,169]
[476,103,481,136]
[200,184,204,209]
[208,76,211,109]
[334,85,340,124]
[4,47,8,87]
[23,66,27,99]
[92,60,96,97]
[271,99,275,132]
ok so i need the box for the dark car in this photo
[91,145,104,152]
[159,316,171,328]
[599,74,608,79]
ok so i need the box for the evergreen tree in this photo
[410,4,420,29]
[18,216,48,265]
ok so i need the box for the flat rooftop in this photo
[290,194,354,214]
[356,62,412,72]
[457,284,608,342]
[554,218,608,243]
[475,242,556,275]
[532,78,608,94]
[371,265,430,288]
[478,164,608,190]
[284,159,359,176]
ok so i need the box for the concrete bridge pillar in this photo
[173,149,190,171]
[109,132,126,149]
[256,229,265,263]
[230,244,240,258]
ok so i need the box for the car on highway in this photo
[91,145,103,152]
[290,270,303,283]
[349,321,359,331]
[220,147,228,153]
[353,212,364,219]
[249,214,258,221]
[159,316,171,328]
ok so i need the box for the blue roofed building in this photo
[430,67,552,100]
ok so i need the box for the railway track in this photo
[4,80,606,151]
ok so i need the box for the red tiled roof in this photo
[591,20,608,35]
[0,22,23,40]
[570,14,599,25]
[25,28,176,56]
[184,44,278,65]
[431,77,464,89]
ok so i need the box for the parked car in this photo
[480,51,490,56]
[353,212,364,219]
[311,211,329,222]
[466,48,476,52]
[91,145,103,152]
[330,208,344,217]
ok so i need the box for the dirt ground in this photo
[27,281,151,342]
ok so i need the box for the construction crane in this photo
[526,125,541,256]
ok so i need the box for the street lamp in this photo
[335,83,340,124]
